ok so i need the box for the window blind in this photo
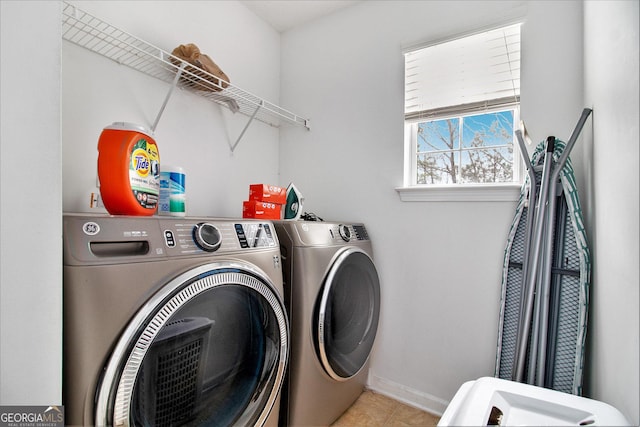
[404,23,521,121]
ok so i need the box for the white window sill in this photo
[395,183,522,202]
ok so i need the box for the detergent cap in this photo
[104,122,154,137]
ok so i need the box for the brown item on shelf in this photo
[170,43,230,92]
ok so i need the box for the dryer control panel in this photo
[332,224,370,242]
[280,221,370,247]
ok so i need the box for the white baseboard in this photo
[367,374,450,416]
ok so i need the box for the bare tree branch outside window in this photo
[416,111,514,184]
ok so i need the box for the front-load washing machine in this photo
[273,221,381,427]
[63,213,289,427]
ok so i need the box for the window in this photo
[409,109,517,184]
[402,23,522,194]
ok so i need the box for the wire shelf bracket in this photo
[61,1,310,152]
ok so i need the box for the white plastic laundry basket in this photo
[438,377,630,426]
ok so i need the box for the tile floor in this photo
[330,390,441,426]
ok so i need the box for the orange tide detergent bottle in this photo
[97,122,160,216]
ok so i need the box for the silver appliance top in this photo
[273,220,370,247]
[63,213,279,266]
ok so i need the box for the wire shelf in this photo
[61,1,310,133]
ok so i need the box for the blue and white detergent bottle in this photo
[158,165,186,217]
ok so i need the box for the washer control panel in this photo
[161,219,277,255]
[235,223,277,248]
[193,222,222,252]
[63,214,280,265]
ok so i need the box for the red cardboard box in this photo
[242,200,282,220]
[249,184,286,205]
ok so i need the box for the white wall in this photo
[0,1,62,404]
[62,1,283,217]
[279,0,632,416]
[583,1,639,424]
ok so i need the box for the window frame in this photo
[398,22,524,202]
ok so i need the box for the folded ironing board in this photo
[496,109,592,395]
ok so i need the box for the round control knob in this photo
[338,224,351,242]
[193,223,222,252]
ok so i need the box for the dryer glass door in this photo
[315,248,381,380]
[95,264,288,427]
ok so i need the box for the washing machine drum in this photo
[315,247,381,381]
[95,263,288,427]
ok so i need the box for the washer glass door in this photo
[315,248,381,380]
[95,263,288,427]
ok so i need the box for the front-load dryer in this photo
[63,214,289,427]
[273,221,381,427]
